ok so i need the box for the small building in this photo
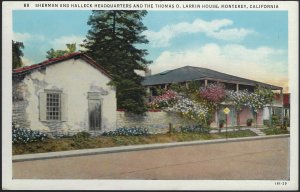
[142,66,284,127]
[12,52,117,136]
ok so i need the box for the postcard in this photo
[2,1,299,190]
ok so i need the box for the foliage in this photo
[12,127,47,144]
[169,81,201,96]
[180,125,210,134]
[283,117,290,127]
[262,128,289,135]
[226,90,250,112]
[271,115,281,127]
[12,40,24,69]
[72,131,91,141]
[13,130,259,155]
[247,86,274,113]
[147,90,180,109]
[102,127,149,136]
[247,118,253,124]
[147,88,211,125]
[81,10,151,114]
[219,119,225,126]
[254,86,275,105]
[199,83,226,105]
[46,43,77,59]
[166,96,210,124]
[246,118,253,126]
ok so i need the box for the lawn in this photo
[13,130,257,155]
[262,128,290,135]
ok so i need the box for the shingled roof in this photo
[142,66,282,90]
[13,52,112,79]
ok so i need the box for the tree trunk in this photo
[255,112,258,128]
[237,111,240,130]
[216,106,220,133]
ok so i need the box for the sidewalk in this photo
[210,127,266,136]
[13,134,290,162]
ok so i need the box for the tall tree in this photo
[46,43,77,59]
[12,40,24,69]
[81,11,152,114]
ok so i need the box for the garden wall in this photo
[116,110,194,134]
[117,107,264,134]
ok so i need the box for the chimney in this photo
[145,67,152,76]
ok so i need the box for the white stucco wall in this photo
[14,58,116,135]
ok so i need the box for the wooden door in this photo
[88,99,102,131]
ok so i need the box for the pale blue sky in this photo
[13,10,288,91]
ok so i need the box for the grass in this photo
[13,130,257,155]
[262,128,290,135]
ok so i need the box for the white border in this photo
[2,1,299,190]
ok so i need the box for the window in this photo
[39,90,67,122]
[46,93,61,120]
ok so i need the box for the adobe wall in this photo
[116,110,194,134]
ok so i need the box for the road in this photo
[13,137,289,180]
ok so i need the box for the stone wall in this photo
[12,80,30,129]
[116,110,194,134]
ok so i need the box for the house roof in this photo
[13,52,112,79]
[142,66,282,90]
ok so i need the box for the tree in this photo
[46,43,77,59]
[12,40,24,69]
[81,11,151,114]
[147,89,210,126]
[250,86,275,127]
[248,86,274,127]
[226,90,250,129]
[199,83,226,131]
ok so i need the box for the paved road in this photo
[13,137,289,180]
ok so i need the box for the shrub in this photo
[72,131,91,141]
[219,119,225,127]
[283,117,290,127]
[246,118,253,126]
[12,127,48,144]
[102,127,149,136]
[180,125,210,134]
[262,128,289,135]
[271,115,281,127]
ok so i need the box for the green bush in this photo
[283,117,290,127]
[271,115,281,127]
[246,118,253,126]
[219,119,225,127]
[72,131,91,142]
[262,128,289,135]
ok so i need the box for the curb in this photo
[13,134,290,162]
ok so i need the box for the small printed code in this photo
[275,181,288,185]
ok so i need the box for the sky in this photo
[13,10,288,92]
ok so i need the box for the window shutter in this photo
[61,93,68,121]
[39,92,47,121]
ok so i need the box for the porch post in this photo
[236,84,239,92]
[164,84,168,90]
[269,105,272,128]
[205,79,208,87]
[215,110,219,128]
[280,88,284,127]
[185,82,189,89]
